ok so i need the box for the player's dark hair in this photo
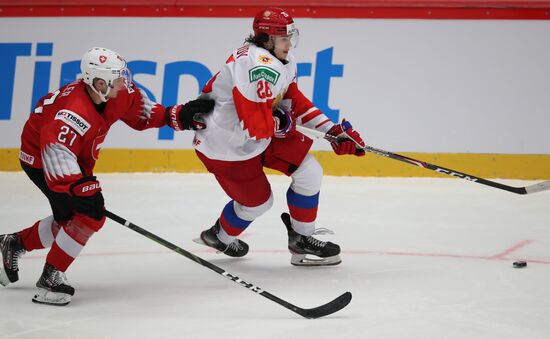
[245,33,269,47]
[244,33,288,64]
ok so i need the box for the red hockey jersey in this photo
[20,79,166,193]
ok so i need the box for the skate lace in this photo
[305,228,335,248]
[47,269,70,287]
[226,240,244,252]
[10,249,25,270]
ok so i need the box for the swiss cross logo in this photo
[99,55,107,63]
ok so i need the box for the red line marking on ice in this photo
[21,243,550,265]
[489,239,535,259]
[346,249,550,264]
[347,250,490,260]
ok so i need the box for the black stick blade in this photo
[295,291,352,319]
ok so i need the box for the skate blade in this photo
[0,270,12,286]
[32,288,71,306]
[193,237,222,254]
[193,237,207,246]
[291,254,342,266]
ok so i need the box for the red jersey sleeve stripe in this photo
[299,110,323,125]
[315,119,332,128]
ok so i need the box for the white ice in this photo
[1,172,549,339]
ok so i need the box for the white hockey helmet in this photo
[80,47,131,102]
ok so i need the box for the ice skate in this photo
[0,233,26,286]
[32,263,75,306]
[194,220,249,257]
[281,213,341,266]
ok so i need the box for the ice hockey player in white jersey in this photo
[189,7,366,266]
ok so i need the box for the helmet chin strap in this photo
[90,84,111,102]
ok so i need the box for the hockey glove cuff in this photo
[166,99,215,131]
[69,176,105,221]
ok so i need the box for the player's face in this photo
[273,35,292,60]
[94,77,126,99]
[93,65,131,100]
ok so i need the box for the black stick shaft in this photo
[105,210,351,319]
[296,125,550,195]
[365,146,528,194]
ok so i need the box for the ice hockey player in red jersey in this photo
[193,7,366,266]
[0,47,214,305]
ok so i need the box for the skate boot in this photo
[196,220,249,257]
[32,263,75,306]
[0,233,26,286]
[281,213,341,266]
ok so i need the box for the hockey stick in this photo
[296,125,550,195]
[105,210,352,319]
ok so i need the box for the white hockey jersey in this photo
[195,43,334,161]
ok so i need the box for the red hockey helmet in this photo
[253,7,298,37]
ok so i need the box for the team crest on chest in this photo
[249,66,280,85]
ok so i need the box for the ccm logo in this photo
[81,183,101,193]
[435,168,478,182]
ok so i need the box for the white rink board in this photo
[1,173,550,339]
[1,18,550,153]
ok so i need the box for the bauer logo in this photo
[55,109,91,136]
[249,66,280,85]
[81,182,100,193]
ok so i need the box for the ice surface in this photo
[1,173,549,339]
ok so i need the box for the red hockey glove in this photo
[166,99,215,131]
[69,176,105,221]
[273,107,295,138]
[326,119,366,156]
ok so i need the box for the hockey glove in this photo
[166,99,215,131]
[273,107,295,138]
[69,176,105,221]
[326,119,366,156]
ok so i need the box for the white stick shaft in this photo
[296,125,327,139]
